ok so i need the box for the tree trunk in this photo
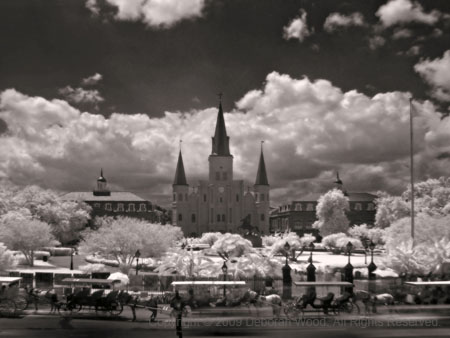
[30,250,34,267]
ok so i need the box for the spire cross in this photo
[179,139,182,151]
[261,140,264,152]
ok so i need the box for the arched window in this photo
[128,204,135,212]
[178,213,182,221]
[117,203,124,212]
[217,214,221,222]
[222,172,228,180]
[215,172,220,180]
[295,203,302,211]
[236,194,239,202]
[306,203,314,211]
[222,214,226,222]
[178,193,183,201]
[355,203,362,211]
[260,214,265,221]
[260,194,265,202]
[191,214,196,223]
[105,203,112,211]
[367,203,375,211]
[139,203,146,212]
[203,194,207,202]
[173,193,176,201]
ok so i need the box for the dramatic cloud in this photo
[1,72,449,206]
[283,10,311,42]
[376,0,442,27]
[415,50,450,101]
[58,86,104,105]
[323,12,365,32]
[82,73,103,86]
[86,0,206,28]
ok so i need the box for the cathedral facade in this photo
[172,100,270,237]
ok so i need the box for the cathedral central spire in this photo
[255,142,269,186]
[173,149,188,186]
[211,96,231,156]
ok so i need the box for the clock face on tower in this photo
[218,186,225,193]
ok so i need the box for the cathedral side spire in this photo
[211,95,231,156]
[255,141,269,186]
[173,149,188,186]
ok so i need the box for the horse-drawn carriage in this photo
[284,281,360,319]
[0,277,23,316]
[57,278,124,316]
[170,281,248,312]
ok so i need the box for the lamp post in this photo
[70,247,76,270]
[135,249,141,276]
[222,261,228,298]
[346,241,353,264]
[307,242,316,282]
[368,241,377,293]
[344,241,354,294]
[284,242,291,265]
[363,239,369,265]
[282,242,292,300]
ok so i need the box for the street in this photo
[1,312,450,338]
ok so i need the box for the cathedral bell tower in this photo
[254,142,270,234]
[172,148,189,227]
[208,97,233,184]
[93,168,111,196]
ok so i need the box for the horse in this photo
[354,290,393,314]
[257,294,283,318]
[25,287,59,313]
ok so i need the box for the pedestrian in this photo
[148,296,158,322]
[170,291,184,338]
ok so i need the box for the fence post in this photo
[282,263,292,300]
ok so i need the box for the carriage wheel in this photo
[0,299,17,317]
[284,303,300,320]
[58,303,74,317]
[14,296,29,312]
[109,302,123,316]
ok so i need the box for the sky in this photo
[0,0,450,207]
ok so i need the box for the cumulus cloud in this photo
[415,50,450,101]
[86,0,206,28]
[376,0,442,27]
[283,10,311,42]
[323,12,365,32]
[58,86,104,105]
[82,73,103,86]
[1,72,449,206]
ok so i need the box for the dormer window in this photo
[367,203,375,211]
[355,203,362,211]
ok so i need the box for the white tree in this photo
[313,189,350,236]
[155,248,219,277]
[198,232,223,246]
[348,224,386,246]
[211,233,254,259]
[0,242,16,272]
[0,214,59,266]
[79,217,183,274]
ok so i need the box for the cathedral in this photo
[172,99,270,237]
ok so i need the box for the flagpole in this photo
[409,98,415,245]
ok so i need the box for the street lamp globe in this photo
[346,241,353,253]
[221,261,228,274]
[369,241,376,251]
[309,242,315,251]
[284,242,291,252]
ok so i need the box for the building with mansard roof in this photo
[172,99,270,237]
[61,169,166,224]
[269,173,377,237]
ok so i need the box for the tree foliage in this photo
[0,242,16,272]
[348,224,386,246]
[313,189,350,236]
[79,217,183,274]
[375,177,450,228]
[211,233,254,258]
[384,214,450,275]
[0,215,58,266]
[0,182,91,245]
